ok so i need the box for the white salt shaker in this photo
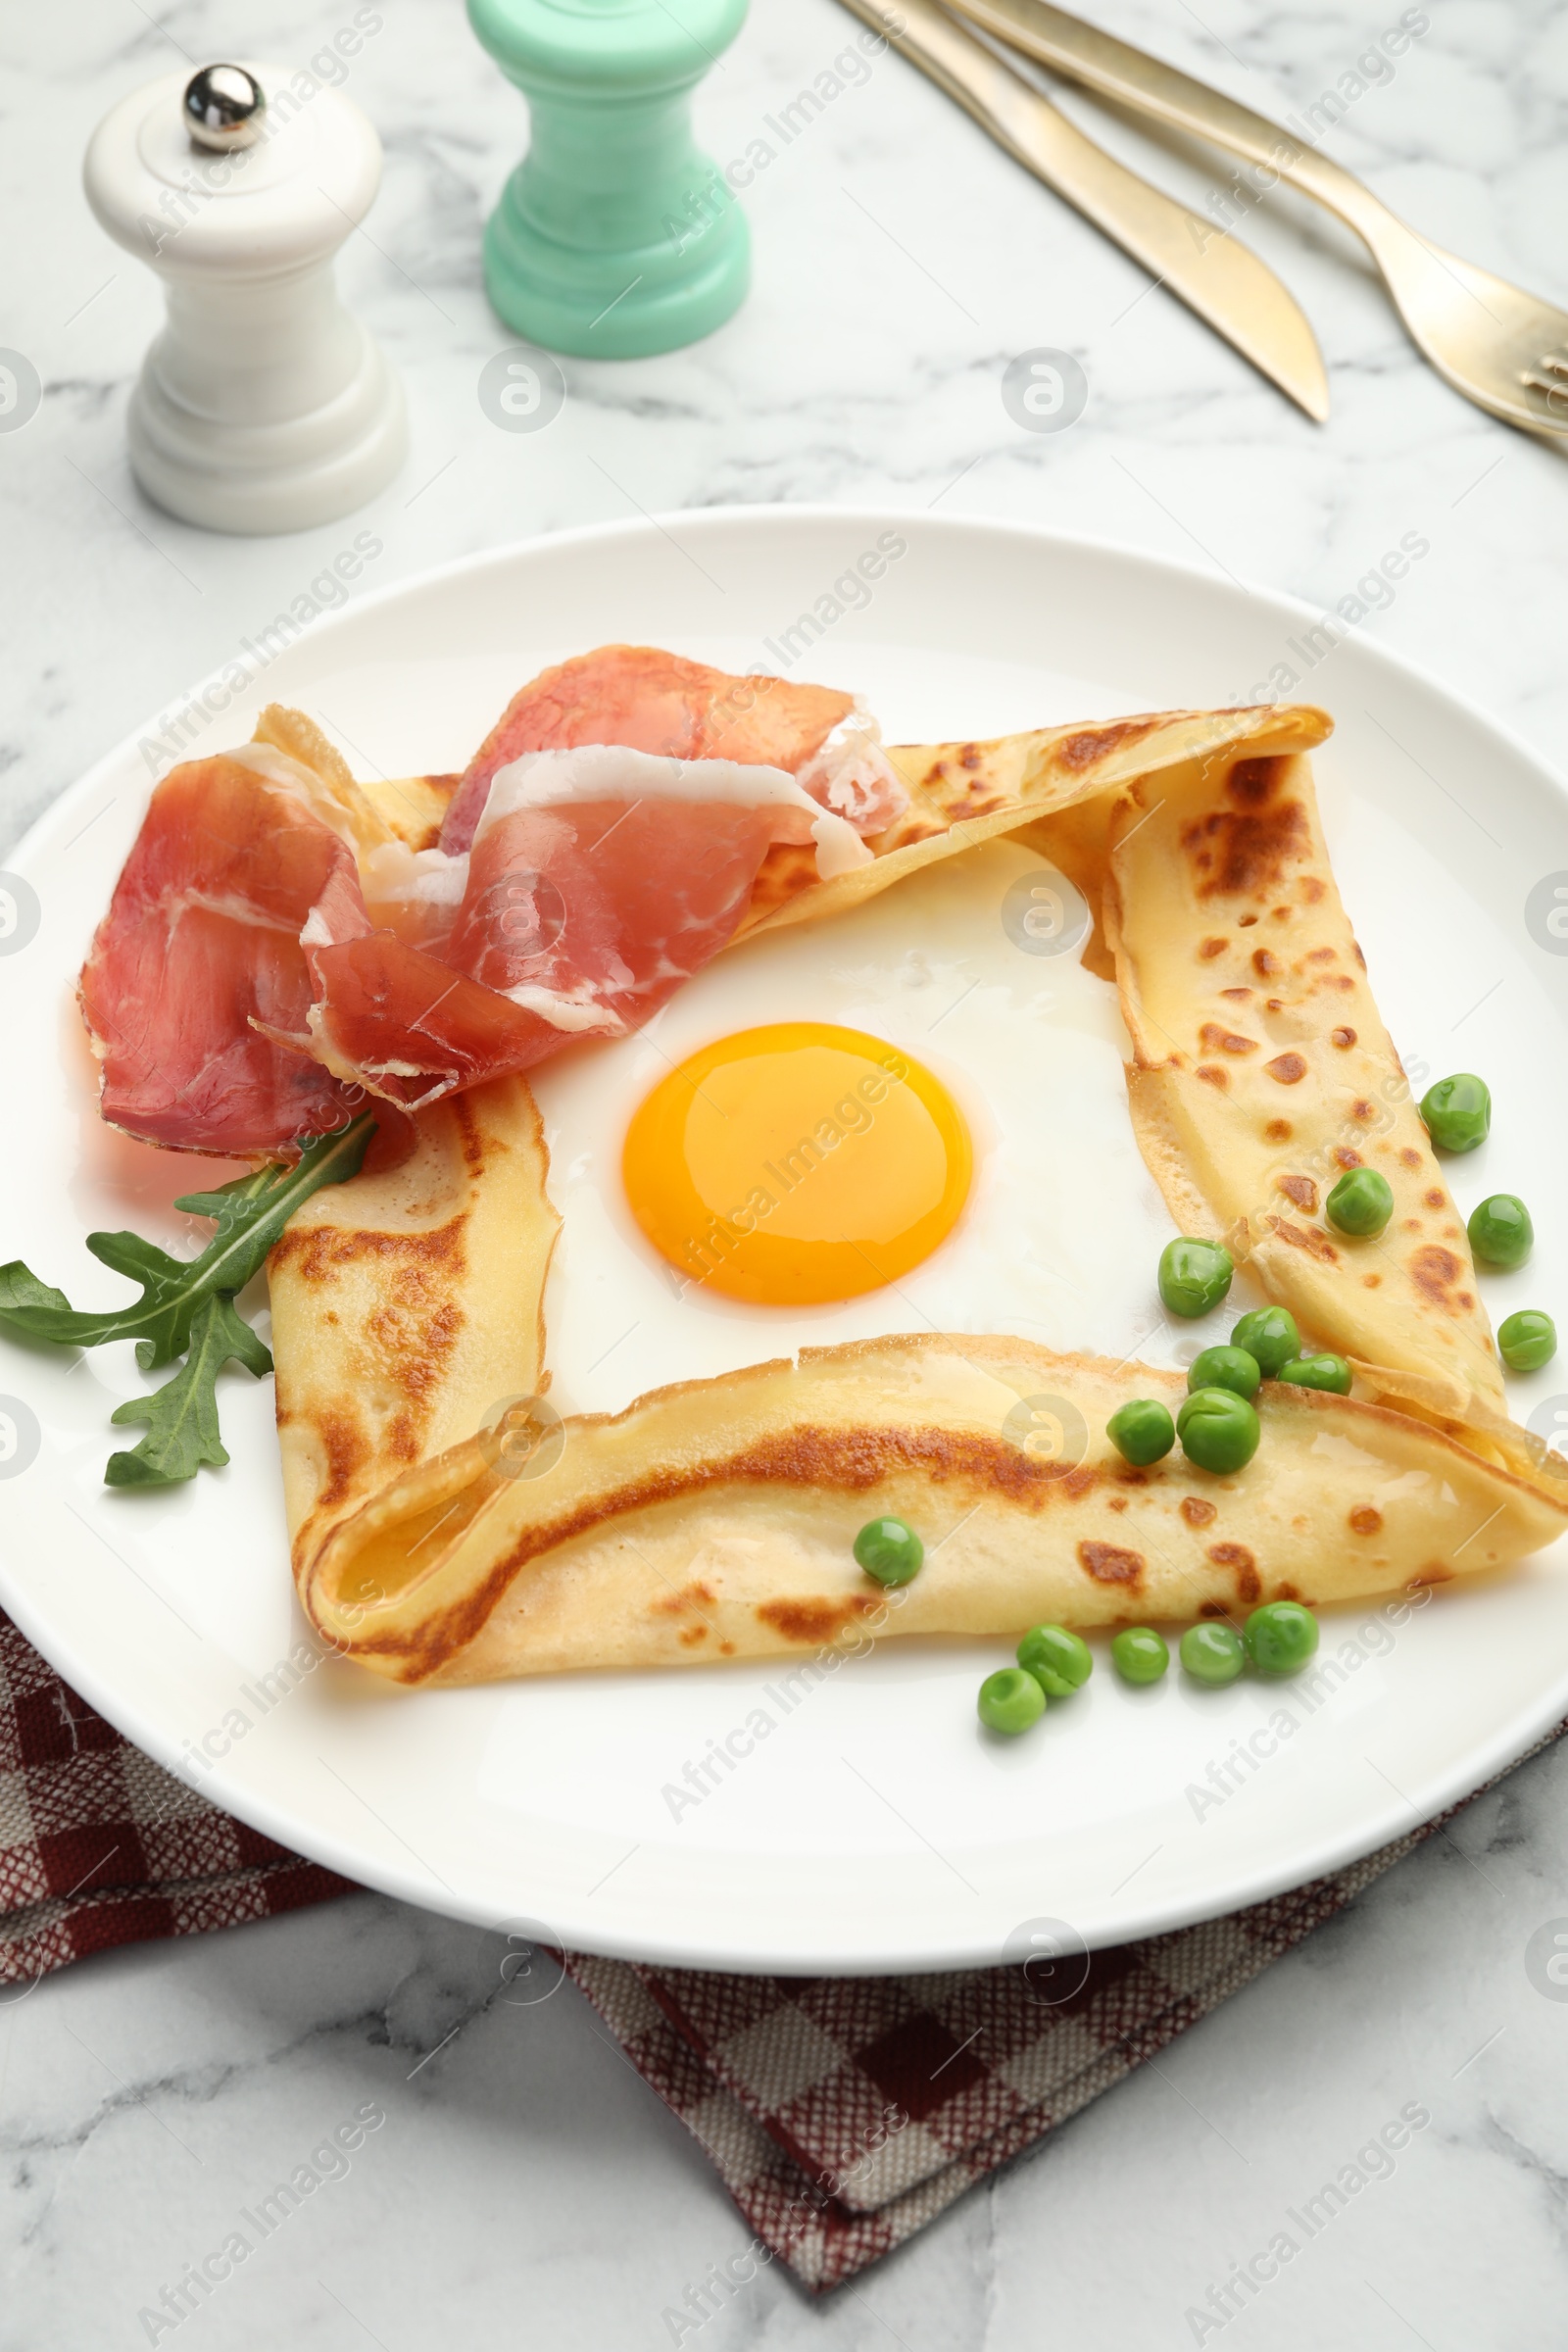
[83,63,407,535]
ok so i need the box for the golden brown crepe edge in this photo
[1103,743,1521,1454]
[732,703,1332,944]
[296,1332,1568,1685]
[270,1075,562,1582]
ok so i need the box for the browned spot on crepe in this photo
[1078,1540,1144,1590]
[757,1596,877,1644]
[1181,792,1309,900]
[1263,1216,1340,1264]
[1208,1541,1260,1602]
[654,1581,715,1616]
[1410,1247,1464,1309]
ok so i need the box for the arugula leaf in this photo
[105,1293,274,1487]
[0,1108,377,1489]
[172,1162,292,1231]
[0,1113,375,1370]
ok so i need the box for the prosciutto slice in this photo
[81,648,910,1157]
[79,751,369,1157]
[304,747,869,1110]
[440,644,865,854]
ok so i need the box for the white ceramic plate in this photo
[4,508,1567,1976]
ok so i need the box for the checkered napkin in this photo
[561,1832,1462,2291]
[0,1611,354,1979]
[5,1608,1558,2292]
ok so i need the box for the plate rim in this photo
[4,500,1566,1975]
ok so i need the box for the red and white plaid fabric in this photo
[0,1610,352,1976]
[4,1607,1557,2292]
[564,1829,1465,2290]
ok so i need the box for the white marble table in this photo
[5,0,1568,2342]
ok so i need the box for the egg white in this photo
[527,835,1244,1421]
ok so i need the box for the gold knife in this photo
[937,0,1568,441]
[837,0,1328,421]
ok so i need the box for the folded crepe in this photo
[1104,745,1509,1435]
[294,1333,1567,1685]
[248,701,463,859]
[268,698,1564,1690]
[270,1075,559,1580]
[241,702,456,868]
[264,696,1332,942]
[731,701,1332,943]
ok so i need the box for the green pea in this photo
[1158,1237,1234,1320]
[1420,1072,1491,1154]
[978,1666,1046,1736]
[854,1516,924,1587]
[1325,1167,1394,1238]
[1498,1309,1557,1373]
[1277,1353,1352,1396]
[1106,1398,1176,1465]
[1179,1621,1245,1687]
[1110,1626,1169,1686]
[1228,1306,1299,1379]
[1175,1387,1260,1475]
[1187,1345,1260,1401]
[1017,1622,1093,1697]
[1468,1194,1534,1270]
[1244,1600,1319,1676]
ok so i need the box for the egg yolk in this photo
[622,1021,972,1304]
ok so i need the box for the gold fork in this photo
[945,0,1568,440]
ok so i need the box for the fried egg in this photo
[527,832,1195,1422]
[621,1021,973,1305]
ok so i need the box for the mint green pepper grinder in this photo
[468,0,750,358]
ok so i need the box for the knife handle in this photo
[840,0,1059,150]
[837,0,1329,420]
[949,0,1382,241]
[840,0,1214,270]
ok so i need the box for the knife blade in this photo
[836,0,1329,421]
